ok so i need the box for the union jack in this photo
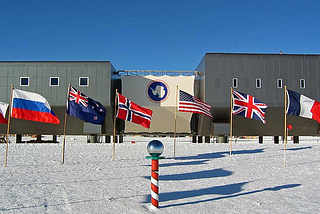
[117,93,153,129]
[232,90,268,123]
[69,86,88,107]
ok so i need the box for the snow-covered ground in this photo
[0,135,319,214]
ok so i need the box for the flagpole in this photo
[229,87,233,159]
[113,89,118,161]
[5,84,14,167]
[62,83,71,164]
[284,86,288,167]
[173,85,178,158]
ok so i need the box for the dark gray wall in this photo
[0,61,117,135]
[196,53,320,136]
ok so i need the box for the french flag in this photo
[287,89,320,123]
[11,89,60,124]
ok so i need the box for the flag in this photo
[117,93,153,128]
[287,124,293,130]
[67,86,106,125]
[178,90,213,118]
[232,90,268,123]
[286,89,320,123]
[11,89,60,124]
[0,101,9,124]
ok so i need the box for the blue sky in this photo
[0,0,319,71]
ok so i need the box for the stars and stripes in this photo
[178,90,213,118]
[232,90,268,123]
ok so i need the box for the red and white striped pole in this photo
[146,140,164,210]
[151,159,159,209]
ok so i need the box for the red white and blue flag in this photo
[67,86,106,125]
[11,89,60,124]
[232,90,268,123]
[287,89,320,123]
[178,90,213,118]
[116,93,153,129]
[0,101,9,124]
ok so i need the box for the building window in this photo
[256,78,262,88]
[50,77,59,86]
[232,78,238,88]
[79,77,89,86]
[277,79,283,88]
[20,77,29,86]
[300,79,306,89]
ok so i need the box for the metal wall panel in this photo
[0,61,115,135]
[196,53,320,136]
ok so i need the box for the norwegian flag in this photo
[232,90,268,123]
[67,86,106,125]
[116,93,153,129]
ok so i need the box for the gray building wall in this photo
[0,61,118,135]
[196,53,320,136]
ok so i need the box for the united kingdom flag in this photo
[69,86,88,107]
[232,90,268,123]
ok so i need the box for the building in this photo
[0,61,119,139]
[196,53,320,138]
[1,53,320,143]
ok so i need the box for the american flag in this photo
[232,90,268,123]
[178,90,213,118]
[117,93,153,129]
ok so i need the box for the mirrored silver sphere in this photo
[147,140,164,156]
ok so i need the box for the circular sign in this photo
[146,80,169,103]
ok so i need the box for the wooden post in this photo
[5,84,14,167]
[229,87,233,158]
[173,86,178,158]
[113,89,118,161]
[284,86,288,167]
[62,83,71,164]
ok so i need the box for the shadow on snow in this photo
[143,168,232,181]
[144,183,301,208]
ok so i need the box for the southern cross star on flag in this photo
[67,86,106,125]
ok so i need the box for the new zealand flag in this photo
[67,86,106,125]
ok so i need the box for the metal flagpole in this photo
[173,85,178,158]
[113,89,118,161]
[62,83,71,164]
[5,84,14,167]
[229,87,233,159]
[284,86,288,167]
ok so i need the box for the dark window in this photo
[300,79,305,89]
[256,78,261,88]
[277,79,282,88]
[79,77,89,86]
[232,78,238,88]
[20,77,29,86]
[50,77,59,86]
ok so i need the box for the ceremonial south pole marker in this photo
[146,140,165,210]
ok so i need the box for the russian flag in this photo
[287,89,320,123]
[11,89,60,124]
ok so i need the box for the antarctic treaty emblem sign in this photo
[146,80,169,103]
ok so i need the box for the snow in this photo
[0,135,319,214]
